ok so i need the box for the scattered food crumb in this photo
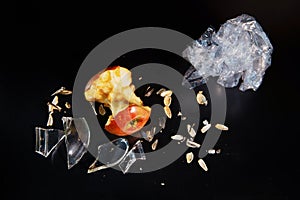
[196,91,208,106]
[171,135,184,140]
[65,102,71,109]
[160,90,172,97]
[164,106,172,118]
[198,158,208,171]
[215,123,229,131]
[163,96,172,106]
[98,104,106,115]
[51,86,72,96]
[186,152,194,163]
[145,88,154,97]
[187,125,197,137]
[156,88,166,95]
[151,139,158,150]
[47,112,53,126]
[52,95,59,105]
[186,139,201,148]
[203,120,209,125]
[207,149,216,154]
[201,124,211,133]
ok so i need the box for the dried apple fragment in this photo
[84,66,151,136]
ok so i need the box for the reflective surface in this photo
[118,140,146,174]
[7,2,298,199]
[62,117,90,169]
[35,127,65,157]
[88,138,129,173]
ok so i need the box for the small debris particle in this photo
[145,88,154,97]
[171,135,184,141]
[203,120,209,125]
[151,139,158,151]
[215,124,229,131]
[186,152,194,164]
[164,106,172,118]
[180,137,186,143]
[207,149,216,154]
[65,102,71,109]
[51,87,72,96]
[160,90,172,97]
[201,124,211,133]
[146,130,154,142]
[186,139,201,148]
[187,124,191,132]
[52,96,58,105]
[188,125,197,138]
[98,104,106,115]
[47,112,53,126]
[198,158,208,171]
[156,88,166,95]
[163,96,172,106]
[47,102,56,112]
[196,91,208,106]
[47,102,62,112]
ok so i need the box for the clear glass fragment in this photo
[88,138,129,173]
[118,140,146,174]
[140,126,156,142]
[62,117,90,169]
[35,127,65,157]
[182,14,273,91]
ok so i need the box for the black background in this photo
[4,0,300,199]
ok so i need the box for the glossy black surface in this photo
[4,1,299,199]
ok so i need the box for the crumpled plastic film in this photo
[182,14,273,91]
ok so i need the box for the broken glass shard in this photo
[88,138,129,173]
[139,130,149,141]
[35,127,65,157]
[182,14,273,91]
[118,140,146,174]
[62,117,90,169]
[140,126,156,142]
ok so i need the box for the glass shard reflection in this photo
[118,140,146,174]
[62,117,90,169]
[88,138,129,173]
[35,127,65,157]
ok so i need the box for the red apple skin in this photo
[105,105,151,136]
